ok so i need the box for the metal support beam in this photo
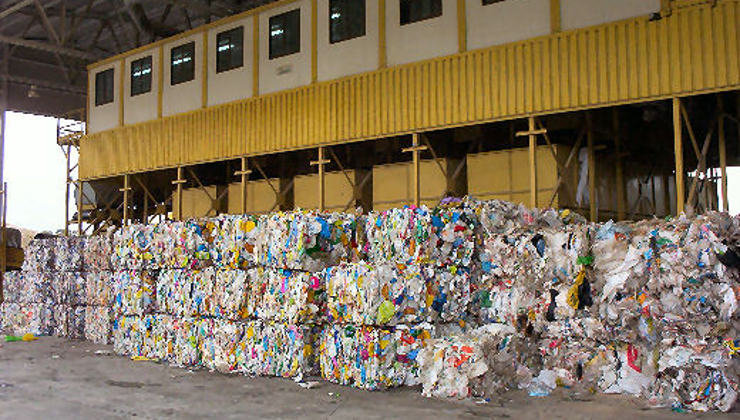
[64,143,71,235]
[0,34,99,59]
[613,109,625,220]
[0,74,85,95]
[234,157,251,214]
[0,0,34,20]
[528,117,538,208]
[120,174,130,225]
[402,134,427,207]
[172,167,186,220]
[718,98,728,212]
[673,97,684,214]
[586,112,596,222]
[77,179,82,234]
[310,147,330,211]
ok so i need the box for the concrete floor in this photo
[0,337,734,419]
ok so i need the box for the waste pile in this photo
[1,199,737,412]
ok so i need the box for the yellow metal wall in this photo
[467,145,574,208]
[373,159,448,211]
[172,186,219,219]
[80,1,740,180]
[227,179,280,214]
[294,171,355,211]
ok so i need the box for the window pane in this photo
[216,26,244,73]
[400,0,442,25]
[131,56,153,96]
[171,41,195,85]
[95,68,114,106]
[269,9,301,59]
[330,0,366,44]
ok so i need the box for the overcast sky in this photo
[5,111,77,233]
[1,111,738,233]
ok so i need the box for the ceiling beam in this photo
[0,0,34,21]
[0,74,85,95]
[0,34,99,60]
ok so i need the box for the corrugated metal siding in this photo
[80,0,740,179]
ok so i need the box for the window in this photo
[330,0,365,44]
[482,0,505,4]
[130,56,152,96]
[94,68,114,106]
[216,26,244,73]
[400,0,442,25]
[171,41,195,85]
[269,9,300,59]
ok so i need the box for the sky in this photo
[1,111,739,233]
[4,111,77,233]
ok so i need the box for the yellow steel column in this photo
[121,174,131,225]
[412,134,421,206]
[202,30,208,108]
[613,109,625,220]
[528,117,537,208]
[235,157,252,214]
[253,15,260,96]
[586,112,596,222]
[311,0,318,83]
[310,147,331,211]
[673,97,684,214]
[457,0,466,53]
[118,59,125,126]
[172,167,186,220]
[718,107,728,212]
[143,193,148,224]
[378,0,386,68]
[550,0,561,33]
[77,179,83,235]
[64,144,71,236]
[157,46,164,118]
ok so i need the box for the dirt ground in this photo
[0,337,734,419]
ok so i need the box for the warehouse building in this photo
[67,0,739,234]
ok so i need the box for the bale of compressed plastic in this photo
[112,314,171,360]
[54,236,86,272]
[211,269,250,320]
[85,271,113,306]
[111,223,163,270]
[21,238,56,272]
[199,318,244,373]
[3,271,53,304]
[324,263,470,325]
[248,266,325,323]
[83,233,112,272]
[319,323,435,390]
[84,306,113,344]
[256,211,360,272]
[112,270,156,316]
[253,321,321,378]
[0,302,54,336]
[169,316,201,366]
[363,204,476,268]
[213,215,262,269]
[156,269,215,318]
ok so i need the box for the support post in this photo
[143,193,148,224]
[172,167,186,220]
[528,117,537,208]
[718,100,728,212]
[402,134,428,207]
[673,97,684,214]
[586,112,596,222]
[310,147,331,211]
[77,179,83,234]
[1,183,6,303]
[64,144,71,235]
[234,157,252,214]
[120,174,130,225]
[613,109,625,220]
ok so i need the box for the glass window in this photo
[482,0,505,4]
[216,26,244,73]
[330,0,366,44]
[171,41,195,85]
[130,56,152,96]
[94,68,114,106]
[400,0,442,25]
[269,9,301,59]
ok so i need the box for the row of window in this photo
[96,0,504,106]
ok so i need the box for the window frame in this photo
[269,8,301,60]
[170,41,196,86]
[329,0,366,44]
[216,26,244,74]
[130,55,153,97]
[399,0,443,26]
[482,0,505,5]
[94,68,115,107]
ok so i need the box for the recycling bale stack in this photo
[318,199,477,390]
